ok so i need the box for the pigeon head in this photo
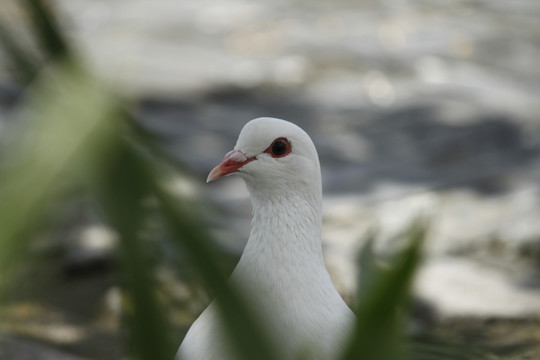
[207,117,321,195]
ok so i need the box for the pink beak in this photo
[206,150,254,183]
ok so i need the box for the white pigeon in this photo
[177,117,354,360]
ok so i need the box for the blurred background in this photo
[0,0,540,359]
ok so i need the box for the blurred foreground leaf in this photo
[100,145,174,360]
[355,229,380,307]
[21,0,71,61]
[0,63,119,292]
[0,0,72,84]
[0,23,38,83]
[342,224,426,360]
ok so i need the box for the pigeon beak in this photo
[206,150,255,183]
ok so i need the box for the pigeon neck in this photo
[242,182,325,268]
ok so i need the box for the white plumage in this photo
[177,117,354,360]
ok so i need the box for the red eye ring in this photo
[264,137,292,158]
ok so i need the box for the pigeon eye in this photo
[265,137,291,158]
[272,140,287,155]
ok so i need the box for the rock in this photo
[414,257,540,319]
[63,224,117,278]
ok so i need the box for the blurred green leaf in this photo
[0,22,39,83]
[342,223,426,360]
[0,63,120,294]
[355,229,380,307]
[100,144,175,360]
[21,0,71,61]
[0,0,72,84]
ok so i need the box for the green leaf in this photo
[0,63,120,294]
[21,0,71,60]
[0,22,39,83]
[99,144,175,360]
[341,223,426,360]
[355,229,380,307]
